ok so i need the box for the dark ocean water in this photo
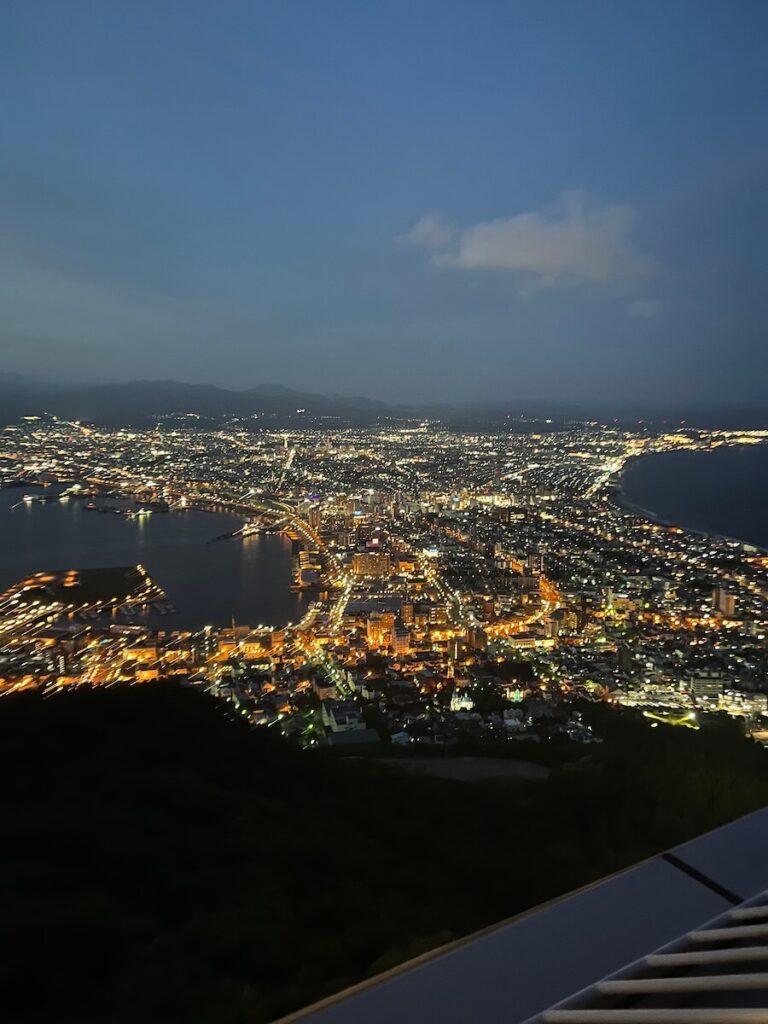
[0,489,306,629]
[620,444,768,550]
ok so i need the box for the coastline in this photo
[0,487,304,629]
[615,444,768,556]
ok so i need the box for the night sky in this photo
[2,1,766,404]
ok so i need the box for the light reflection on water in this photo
[0,489,305,630]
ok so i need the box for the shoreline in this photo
[615,444,768,556]
[0,486,304,630]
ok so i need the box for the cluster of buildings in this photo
[1,415,767,747]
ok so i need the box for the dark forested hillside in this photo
[2,683,767,1024]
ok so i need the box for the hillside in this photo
[1,684,768,1023]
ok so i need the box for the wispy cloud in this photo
[400,213,456,249]
[402,191,651,289]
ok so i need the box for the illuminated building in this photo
[712,586,736,617]
[366,613,385,648]
[689,671,724,702]
[391,621,411,656]
[526,551,544,576]
[352,551,391,577]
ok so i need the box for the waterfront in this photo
[0,489,305,630]
[3,418,768,713]
[620,443,768,550]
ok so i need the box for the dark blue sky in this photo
[2,1,766,403]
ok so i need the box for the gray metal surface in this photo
[533,889,768,1023]
[287,859,728,1024]
[672,809,768,900]
[284,809,768,1024]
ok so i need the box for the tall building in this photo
[366,613,383,647]
[391,620,411,656]
[712,586,736,618]
[526,550,544,576]
[466,626,487,652]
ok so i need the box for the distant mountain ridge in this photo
[0,378,395,427]
[0,376,766,430]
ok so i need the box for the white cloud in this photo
[627,298,661,319]
[400,212,456,249]
[403,191,651,289]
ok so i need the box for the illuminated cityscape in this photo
[3,3,768,1019]
[2,416,767,747]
